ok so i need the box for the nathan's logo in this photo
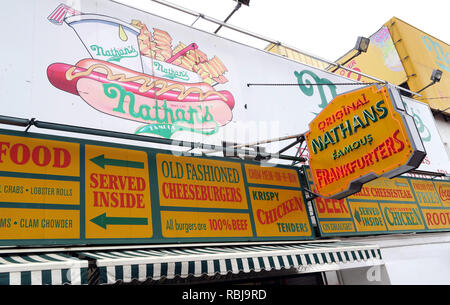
[294,70,337,114]
[305,84,424,200]
[154,61,189,81]
[438,186,450,202]
[422,36,450,72]
[90,44,139,62]
[103,83,220,138]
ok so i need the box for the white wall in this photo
[434,115,450,159]
[343,232,450,284]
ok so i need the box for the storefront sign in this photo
[305,84,426,199]
[304,166,450,236]
[157,154,247,209]
[85,145,153,239]
[0,134,80,241]
[249,187,310,237]
[0,129,313,246]
[349,201,386,232]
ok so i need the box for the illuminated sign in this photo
[305,84,426,199]
[0,129,313,247]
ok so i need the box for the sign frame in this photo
[0,128,314,247]
[302,165,450,237]
[305,84,426,200]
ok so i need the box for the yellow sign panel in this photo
[161,211,252,238]
[0,208,79,239]
[306,84,421,199]
[422,208,450,230]
[313,196,351,219]
[85,145,152,239]
[380,203,425,231]
[320,221,355,234]
[0,134,79,176]
[245,164,300,188]
[157,154,247,209]
[432,181,450,207]
[350,201,386,232]
[350,177,414,202]
[333,26,408,85]
[410,179,442,207]
[385,17,450,114]
[249,187,311,237]
[0,177,79,205]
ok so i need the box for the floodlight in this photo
[417,69,443,93]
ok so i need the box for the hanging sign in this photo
[305,84,426,199]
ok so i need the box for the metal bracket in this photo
[303,188,319,201]
[25,118,36,132]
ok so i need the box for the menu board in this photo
[0,129,313,246]
[303,166,450,236]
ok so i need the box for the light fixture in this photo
[214,0,250,34]
[417,69,443,93]
[237,0,250,5]
[431,69,443,83]
[355,36,370,53]
[331,36,370,72]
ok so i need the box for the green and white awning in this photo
[0,253,88,285]
[81,241,383,285]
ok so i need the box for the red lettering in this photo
[52,147,71,168]
[426,212,433,226]
[32,146,51,167]
[109,175,119,190]
[439,186,450,202]
[136,194,145,208]
[393,129,405,152]
[10,143,30,165]
[0,142,10,162]
[256,209,265,224]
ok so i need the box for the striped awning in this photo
[0,253,89,285]
[80,241,383,284]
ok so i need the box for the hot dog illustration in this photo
[47,11,235,137]
[47,59,234,129]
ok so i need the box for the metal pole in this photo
[203,133,304,155]
[0,115,305,163]
[214,2,241,34]
[232,133,304,149]
[131,0,422,97]
[0,115,30,127]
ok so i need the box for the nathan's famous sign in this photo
[305,84,425,199]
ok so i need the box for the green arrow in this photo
[90,154,144,169]
[90,213,148,229]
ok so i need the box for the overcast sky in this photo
[115,0,448,62]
